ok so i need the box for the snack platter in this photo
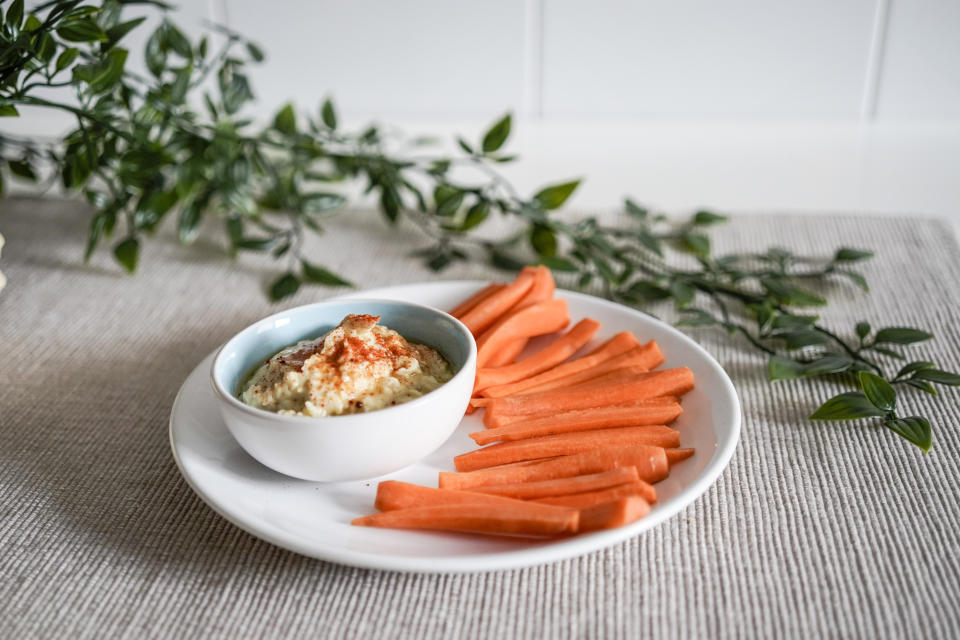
[169,280,740,572]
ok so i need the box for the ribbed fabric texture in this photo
[1,197,958,639]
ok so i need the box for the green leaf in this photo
[234,237,277,252]
[7,0,23,27]
[625,199,647,220]
[273,103,297,135]
[873,327,934,345]
[170,63,192,103]
[771,314,819,329]
[456,137,474,154]
[676,309,719,327]
[488,248,526,272]
[625,281,671,301]
[873,346,904,360]
[834,248,874,263]
[0,104,18,117]
[145,26,166,76]
[105,17,146,48]
[460,201,489,231]
[670,280,695,308]
[85,211,110,261]
[760,277,826,307]
[534,180,580,210]
[637,229,663,257]
[681,231,710,258]
[164,21,192,58]
[113,237,139,274]
[802,354,854,376]
[56,47,79,72]
[837,270,869,292]
[895,361,935,379]
[301,260,351,286]
[855,321,871,341]
[692,210,727,226]
[904,379,938,397]
[778,329,830,350]
[8,159,36,181]
[58,18,108,42]
[538,256,578,272]
[769,356,806,381]
[810,392,887,420]
[481,113,511,153]
[433,184,464,217]
[178,201,203,244]
[246,42,265,62]
[858,371,896,411]
[302,192,346,214]
[530,224,557,257]
[912,369,960,386]
[269,272,300,302]
[427,251,452,272]
[380,187,400,223]
[884,416,932,452]
[321,98,337,129]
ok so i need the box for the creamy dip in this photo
[240,314,453,417]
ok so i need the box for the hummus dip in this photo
[239,313,453,417]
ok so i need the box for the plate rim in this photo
[169,280,741,573]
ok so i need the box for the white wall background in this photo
[7,0,960,221]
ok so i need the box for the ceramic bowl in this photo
[210,299,476,481]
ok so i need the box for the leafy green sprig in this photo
[1,1,956,451]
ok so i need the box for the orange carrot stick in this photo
[481,396,679,429]
[535,481,657,507]
[454,425,681,472]
[481,331,640,398]
[449,283,505,319]
[459,269,537,336]
[439,444,670,490]
[472,367,695,417]
[666,447,695,466]
[475,299,570,368]
[375,480,568,513]
[473,400,683,445]
[485,337,529,368]
[474,318,602,391]
[514,340,663,396]
[576,496,651,532]
[352,502,578,536]
[513,265,555,309]
[466,468,641,500]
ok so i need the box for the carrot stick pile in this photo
[351,268,697,538]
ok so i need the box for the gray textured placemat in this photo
[1,197,959,639]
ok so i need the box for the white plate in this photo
[169,281,740,573]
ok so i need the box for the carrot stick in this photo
[466,468,641,500]
[459,269,537,336]
[485,337,529,368]
[352,502,578,536]
[576,496,651,532]
[475,299,570,368]
[374,480,568,512]
[666,447,695,466]
[480,331,640,398]
[514,340,663,396]
[473,400,683,445]
[481,396,679,429]
[449,283,504,319]
[513,265,555,309]
[535,481,657,507]
[472,367,695,417]
[439,444,670,490]
[454,425,681,472]
[474,318,602,392]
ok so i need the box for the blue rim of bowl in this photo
[208,298,477,425]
